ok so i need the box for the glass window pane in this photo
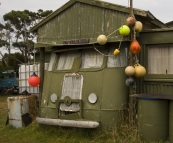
[107,47,128,67]
[56,51,79,70]
[80,48,104,68]
[48,52,56,71]
[148,45,173,74]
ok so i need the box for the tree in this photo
[2,9,52,63]
[0,22,13,66]
[1,52,25,74]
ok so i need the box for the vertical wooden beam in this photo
[39,47,45,110]
[130,0,133,17]
[129,0,135,123]
[129,0,133,66]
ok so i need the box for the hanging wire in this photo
[118,36,124,50]
[133,54,139,64]
[133,28,136,39]
[33,47,36,69]
[107,28,119,38]
[93,44,114,57]
[94,36,124,57]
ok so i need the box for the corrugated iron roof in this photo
[166,21,173,27]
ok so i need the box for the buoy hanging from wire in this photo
[28,47,40,87]
[119,25,130,36]
[134,63,146,78]
[113,49,120,56]
[126,17,136,27]
[125,66,136,76]
[28,72,40,87]
[130,39,141,54]
[135,21,143,32]
[97,34,107,45]
[113,36,123,56]
[125,77,135,86]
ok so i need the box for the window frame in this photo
[53,50,82,72]
[79,47,108,72]
[144,44,173,80]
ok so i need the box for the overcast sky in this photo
[0,0,172,23]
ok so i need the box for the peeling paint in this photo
[7,95,38,128]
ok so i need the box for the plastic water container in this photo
[18,63,49,95]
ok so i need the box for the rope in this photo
[118,36,124,50]
[93,44,114,57]
[93,36,124,57]
[33,47,36,69]
[107,29,119,38]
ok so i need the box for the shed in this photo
[31,0,167,47]
[166,21,173,27]
[30,0,172,130]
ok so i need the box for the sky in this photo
[0,0,173,23]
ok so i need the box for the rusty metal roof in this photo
[166,21,173,27]
[30,0,168,32]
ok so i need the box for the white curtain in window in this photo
[56,51,78,70]
[168,47,173,74]
[148,45,173,74]
[107,47,128,67]
[48,52,56,71]
[60,74,83,112]
[81,48,104,68]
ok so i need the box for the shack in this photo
[30,0,171,130]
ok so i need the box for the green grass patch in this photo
[0,95,169,143]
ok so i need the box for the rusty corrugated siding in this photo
[37,2,129,44]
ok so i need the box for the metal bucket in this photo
[137,98,169,142]
[7,95,38,128]
[169,100,173,143]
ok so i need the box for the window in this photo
[148,45,173,74]
[56,51,79,70]
[80,48,104,68]
[48,52,56,71]
[107,47,128,67]
[60,74,83,112]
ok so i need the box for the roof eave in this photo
[30,0,75,32]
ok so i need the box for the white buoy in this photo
[97,34,107,45]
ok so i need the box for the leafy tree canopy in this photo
[1,9,52,63]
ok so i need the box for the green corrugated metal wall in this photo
[138,29,173,95]
[37,2,129,44]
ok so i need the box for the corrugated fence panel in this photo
[144,82,173,95]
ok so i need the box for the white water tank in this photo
[18,63,49,96]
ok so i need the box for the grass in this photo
[0,95,170,143]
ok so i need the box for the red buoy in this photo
[130,39,141,54]
[28,72,40,87]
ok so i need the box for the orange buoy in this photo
[130,39,141,54]
[28,72,40,87]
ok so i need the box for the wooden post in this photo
[39,47,45,111]
[129,0,134,123]
[130,0,133,17]
[130,0,133,66]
